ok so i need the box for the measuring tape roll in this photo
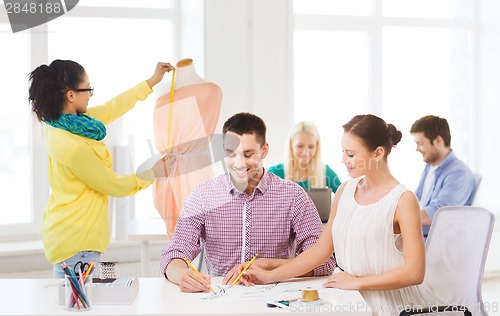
[301,287,319,302]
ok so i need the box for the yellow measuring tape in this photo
[167,69,176,153]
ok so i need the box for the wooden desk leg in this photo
[141,240,149,277]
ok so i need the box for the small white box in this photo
[59,278,139,305]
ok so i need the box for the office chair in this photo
[400,206,495,316]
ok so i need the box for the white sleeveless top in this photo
[332,177,427,316]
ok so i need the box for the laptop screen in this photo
[306,188,332,223]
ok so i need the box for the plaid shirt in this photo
[160,171,335,277]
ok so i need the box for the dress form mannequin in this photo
[153,58,222,238]
[156,58,207,97]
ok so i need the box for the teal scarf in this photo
[46,113,107,141]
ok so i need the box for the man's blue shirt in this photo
[415,150,477,236]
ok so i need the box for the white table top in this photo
[0,277,370,316]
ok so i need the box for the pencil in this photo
[183,257,215,293]
[82,262,94,282]
[231,253,259,286]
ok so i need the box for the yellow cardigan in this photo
[42,81,153,264]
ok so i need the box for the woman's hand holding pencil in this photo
[222,253,259,287]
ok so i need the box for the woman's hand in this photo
[322,271,361,290]
[146,62,175,88]
[151,155,175,178]
[242,265,277,285]
[222,263,255,286]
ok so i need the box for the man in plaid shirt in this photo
[160,112,335,292]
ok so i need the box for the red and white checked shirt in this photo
[160,171,336,277]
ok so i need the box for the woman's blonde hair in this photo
[284,121,325,188]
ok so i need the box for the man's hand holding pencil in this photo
[173,254,260,292]
[177,258,214,293]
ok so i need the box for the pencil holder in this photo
[64,274,93,311]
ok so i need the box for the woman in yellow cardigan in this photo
[28,60,174,277]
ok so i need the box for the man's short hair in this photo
[222,112,267,146]
[410,115,451,147]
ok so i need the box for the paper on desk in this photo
[188,278,341,302]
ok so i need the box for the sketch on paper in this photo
[194,279,333,303]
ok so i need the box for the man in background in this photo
[410,115,477,238]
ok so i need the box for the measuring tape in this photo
[167,68,176,153]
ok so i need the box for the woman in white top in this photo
[245,114,427,316]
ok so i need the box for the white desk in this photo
[127,219,170,277]
[0,277,370,316]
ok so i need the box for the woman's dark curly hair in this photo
[28,59,85,122]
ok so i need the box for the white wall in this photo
[478,0,500,273]
[204,0,293,167]
[477,0,500,214]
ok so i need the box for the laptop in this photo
[306,188,332,223]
